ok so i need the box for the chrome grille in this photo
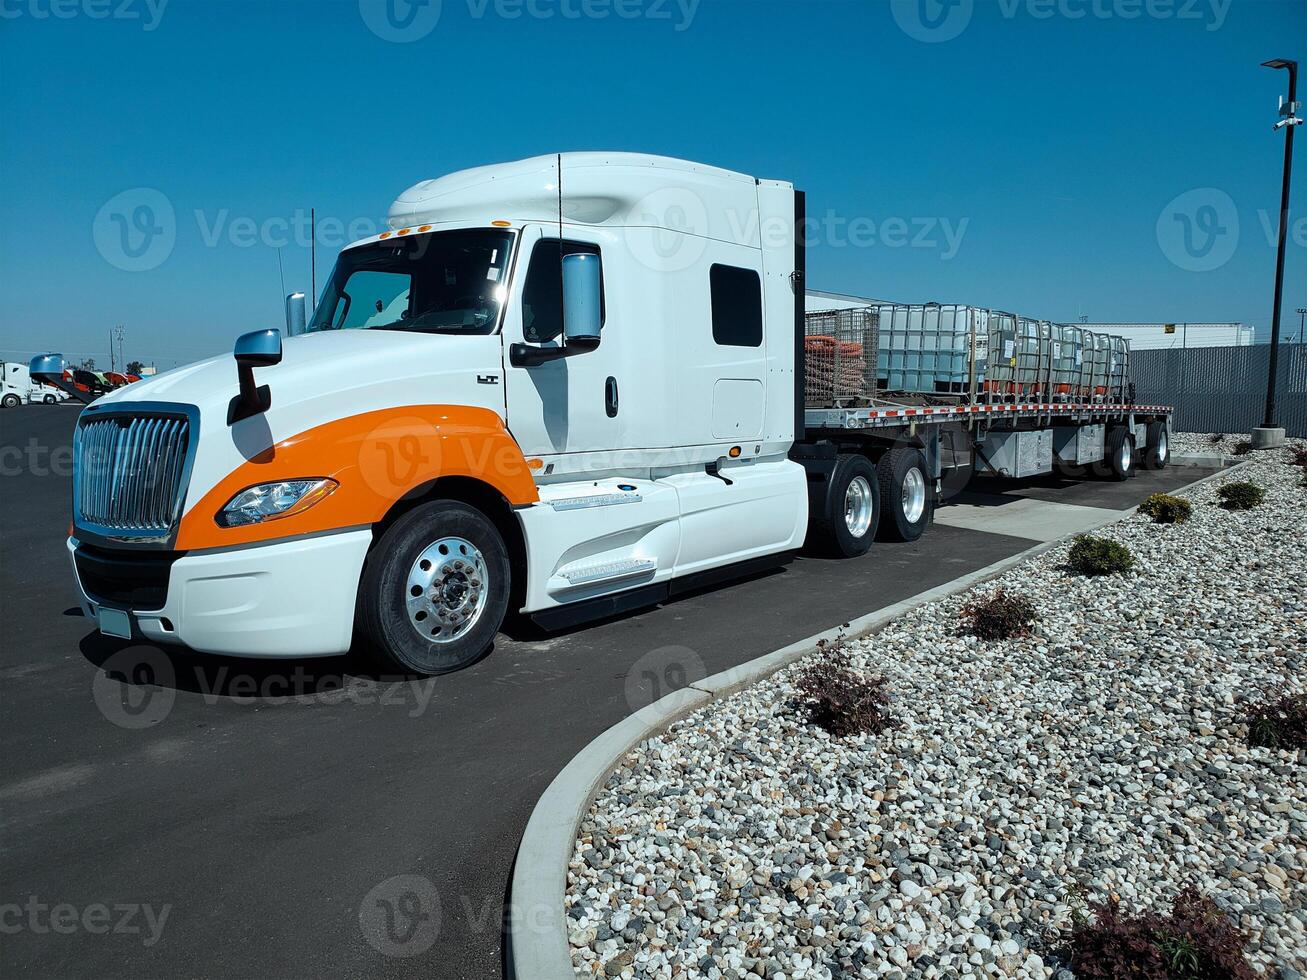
[76,414,191,536]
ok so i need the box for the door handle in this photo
[605,376,618,418]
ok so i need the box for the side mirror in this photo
[30,353,65,382]
[561,252,601,350]
[229,329,282,425]
[285,292,308,336]
[29,353,92,404]
[510,251,603,367]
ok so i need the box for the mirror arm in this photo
[228,366,272,425]
[509,344,564,367]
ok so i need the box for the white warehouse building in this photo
[1076,322,1255,350]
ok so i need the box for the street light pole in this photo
[1256,58,1300,446]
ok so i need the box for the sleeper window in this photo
[709,264,763,347]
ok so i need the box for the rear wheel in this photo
[1093,427,1135,481]
[358,500,510,675]
[809,453,880,557]
[877,447,934,542]
[1142,422,1169,470]
[1,393,20,408]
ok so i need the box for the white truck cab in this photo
[42,153,811,673]
[3,362,34,407]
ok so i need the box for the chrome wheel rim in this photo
[1119,438,1132,472]
[844,476,874,538]
[405,536,488,644]
[1156,430,1168,463]
[902,467,926,524]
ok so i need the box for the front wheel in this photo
[43,394,56,404]
[1,394,20,408]
[877,447,934,542]
[357,500,510,675]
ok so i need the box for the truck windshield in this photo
[308,229,515,335]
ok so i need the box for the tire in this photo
[43,394,55,404]
[808,453,880,557]
[877,447,934,542]
[1093,427,1135,481]
[357,500,510,675]
[1142,422,1169,470]
[1,394,20,408]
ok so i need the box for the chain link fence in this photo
[1131,342,1307,437]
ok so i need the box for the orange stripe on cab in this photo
[176,405,539,550]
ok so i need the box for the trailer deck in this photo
[806,401,1172,431]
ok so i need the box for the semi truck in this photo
[32,153,1172,675]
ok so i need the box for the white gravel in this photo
[566,436,1306,979]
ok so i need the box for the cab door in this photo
[501,224,623,467]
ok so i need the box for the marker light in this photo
[216,478,337,528]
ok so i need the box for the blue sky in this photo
[1,0,1303,369]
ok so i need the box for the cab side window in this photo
[709,264,763,348]
[521,240,605,344]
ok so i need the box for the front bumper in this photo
[69,530,373,658]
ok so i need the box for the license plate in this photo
[97,606,132,639]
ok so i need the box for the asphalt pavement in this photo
[0,405,1219,979]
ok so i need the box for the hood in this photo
[91,328,507,509]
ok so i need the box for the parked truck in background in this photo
[33,153,1171,675]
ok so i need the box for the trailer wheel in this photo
[809,453,880,557]
[358,500,510,675]
[1142,422,1169,470]
[1,393,20,408]
[1094,427,1135,481]
[877,447,933,542]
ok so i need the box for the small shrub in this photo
[1208,433,1224,445]
[959,588,1038,640]
[1289,444,1307,468]
[1217,482,1265,511]
[1063,887,1256,980]
[795,643,895,738]
[1138,492,1193,525]
[1068,534,1135,576]
[1246,693,1307,750]
[1231,440,1253,456]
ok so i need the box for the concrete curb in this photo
[506,462,1243,980]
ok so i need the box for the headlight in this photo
[216,478,337,528]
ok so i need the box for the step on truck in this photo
[33,153,1172,675]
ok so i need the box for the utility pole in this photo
[1254,58,1300,448]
